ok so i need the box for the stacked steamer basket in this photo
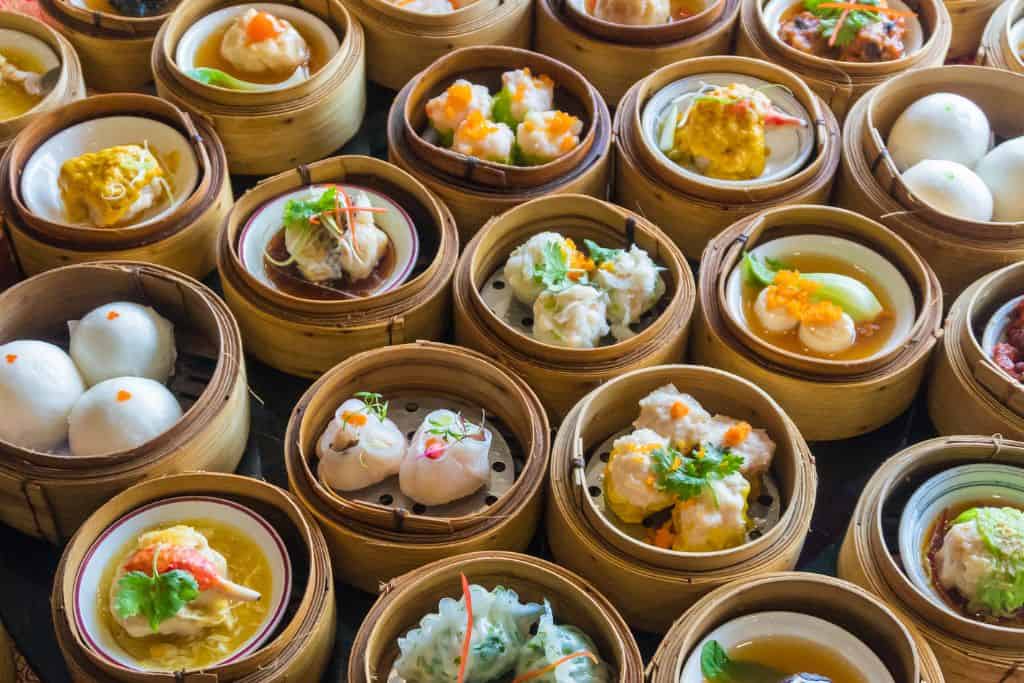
[694,204,942,441]
[52,472,337,681]
[0,262,248,543]
[348,552,644,683]
[532,0,740,106]
[837,65,1024,303]
[547,364,817,633]
[614,55,841,260]
[945,0,1003,58]
[736,0,951,121]
[453,194,694,421]
[981,0,1024,71]
[218,155,458,377]
[285,342,550,590]
[152,0,365,175]
[388,46,612,243]
[1,94,231,280]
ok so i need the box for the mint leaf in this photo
[584,239,623,266]
[701,641,731,679]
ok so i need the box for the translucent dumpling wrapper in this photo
[589,242,665,340]
[603,428,674,523]
[515,601,611,683]
[69,301,177,386]
[219,9,310,76]
[516,111,583,165]
[0,340,85,451]
[426,79,493,139]
[503,231,574,306]
[59,143,170,228]
[317,395,406,491]
[671,471,750,552]
[452,110,514,164]
[589,0,671,25]
[68,377,183,457]
[399,409,492,506]
[698,415,776,477]
[533,284,610,348]
[494,68,555,125]
[633,384,711,451]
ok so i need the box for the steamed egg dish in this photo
[59,143,171,228]
[70,302,177,386]
[0,340,85,451]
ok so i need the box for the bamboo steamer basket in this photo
[0,261,249,543]
[285,342,550,592]
[152,0,365,175]
[547,364,817,633]
[835,65,1024,303]
[613,56,841,260]
[693,204,943,441]
[348,552,644,683]
[52,472,336,683]
[217,155,457,377]
[388,46,612,243]
[1,94,231,280]
[647,572,946,682]
[980,0,1024,70]
[838,435,1024,682]
[736,0,952,122]
[532,0,741,106]
[0,11,84,156]
[946,0,1003,58]
[0,622,12,683]
[452,193,695,421]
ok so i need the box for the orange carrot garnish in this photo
[816,2,916,15]
[335,186,361,260]
[457,574,474,683]
[512,652,600,683]
[116,390,132,403]
[829,7,850,46]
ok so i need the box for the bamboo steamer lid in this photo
[217,154,458,378]
[612,55,840,260]
[52,472,337,682]
[547,364,817,633]
[348,551,644,683]
[837,435,1024,681]
[152,0,366,175]
[0,261,249,543]
[285,342,551,592]
[1,94,231,280]
[693,204,942,441]
[946,0,1003,58]
[980,0,1024,71]
[835,65,1024,303]
[452,193,695,421]
[736,0,952,122]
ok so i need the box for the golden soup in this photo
[710,635,869,683]
[0,47,44,122]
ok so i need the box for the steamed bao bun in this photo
[69,377,183,457]
[976,137,1024,222]
[0,341,85,451]
[902,159,994,222]
[70,302,176,387]
[888,93,991,172]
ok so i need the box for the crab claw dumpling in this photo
[68,377,183,456]
[503,231,571,305]
[337,190,390,282]
[591,243,665,340]
[591,0,671,24]
[70,302,177,386]
[699,415,776,477]
[603,428,674,523]
[498,68,555,123]
[672,472,750,552]
[633,384,711,451]
[220,9,310,75]
[400,409,491,506]
[516,111,583,165]
[317,396,406,491]
[452,110,514,163]
[533,284,610,348]
[0,340,85,451]
[426,79,493,138]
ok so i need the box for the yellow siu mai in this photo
[603,428,674,524]
[671,470,750,552]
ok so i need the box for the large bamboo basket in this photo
[838,435,1024,682]
[1,94,231,280]
[152,0,365,175]
[0,622,13,683]
[217,155,457,378]
[285,342,550,592]
[52,472,336,683]
[532,0,740,106]
[348,552,644,683]
[613,56,840,260]
[736,0,951,122]
[693,204,943,441]
[0,262,249,544]
[835,65,1024,303]
[647,572,945,683]
[388,46,612,243]
[547,364,816,633]
[452,194,695,421]
[980,0,1024,70]
[946,0,1003,58]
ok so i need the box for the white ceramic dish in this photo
[724,234,917,361]
[0,28,60,73]
[680,611,895,683]
[981,293,1024,363]
[1011,18,1024,69]
[238,183,420,298]
[20,116,200,229]
[175,3,340,92]
[641,73,815,189]
[73,496,291,672]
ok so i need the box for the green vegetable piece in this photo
[699,640,790,683]
[970,507,1024,561]
[187,67,263,92]
[491,89,519,128]
[740,252,783,287]
[532,238,572,290]
[112,548,200,633]
[658,103,678,153]
[802,272,884,323]
[584,239,624,266]
[701,641,731,679]
[649,442,744,502]
[952,507,1024,616]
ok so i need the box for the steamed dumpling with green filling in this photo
[496,68,554,124]
[516,111,583,165]
[603,428,674,524]
[452,110,514,164]
[589,242,665,340]
[515,601,610,683]
[533,284,609,348]
[671,470,750,552]
[426,79,493,140]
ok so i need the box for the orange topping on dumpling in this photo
[548,111,579,136]
[116,390,132,403]
[246,11,282,44]
[764,270,831,321]
[723,421,752,447]
[342,411,368,426]
[106,310,120,321]
[801,301,844,325]
[458,110,502,142]
[4,354,15,364]
[443,82,473,121]
[670,401,689,419]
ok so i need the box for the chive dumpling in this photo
[515,601,610,683]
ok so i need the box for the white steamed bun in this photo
[69,377,183,456]
[975,137,1024,222]
[0,340,85,451]
[902,159,993,222]
[888,93,991,172]
[69,302,176,386]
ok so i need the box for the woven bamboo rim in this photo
[547,364,816,633]
[348,551,644,683]
[837,435,1024,680]
[979,0,1024,71]
[452,193,695,421]
[0,621,12,683]
[946,0,1003,58]
[0,261,249,543]
[562,0,726,44]
[52,472,337,683]
[647,572,946,682]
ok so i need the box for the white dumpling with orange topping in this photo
[317,395,406,491]
[0,340,85,451]
[69,302,177,386]
[498,68,555,122]
[425,79,492,138]
[516,111,583,165]
[68,377,182,457]
[699,415,776,477]
[452,111,514,164]
[220,9,310,75]
[633,384,711,451]
[602,428,674,523]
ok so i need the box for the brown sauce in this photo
[193,17,328,85]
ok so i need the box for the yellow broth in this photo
[712,635,869,683]
[194,17,327,85]
[0,47,44,121]
[672,0,710,18]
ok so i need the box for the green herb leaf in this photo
[352,391,389,421]
[532,239,571,291]
[283,187,337,232]
[427,412,482,442]
[649,443,744,502]
[700,641,731,679]
[112,550,200,632]
[741,251,783,287]
[491,89,518,128]
[584,239,624,266]
[804,0,884,47]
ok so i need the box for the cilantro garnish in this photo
[532,239,572,291]
[352,391,389,422]
[649,443,744,502]
[805,0,885,47]
[112,547,200,632]
[584,239,623,266]
[267,187,345,267]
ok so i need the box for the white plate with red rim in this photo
[73,496,291,672]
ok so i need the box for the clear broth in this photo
[0,47,44,121]
[194,18,328,85]
[712,635,869,683]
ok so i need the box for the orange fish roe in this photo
[245,11,282,44]
[647,520,676,548]
[106,310,120,321]
[342,411,368,426]
[562,238,595,281]
[670,401,689,419]
[801,301,843,325]
[723,421,751,447]
[116,390,132,403]
[458,110,501,142]
[4,354,15,364]
[762,269,844,323]
[614,440,662,456]
[441,82,474,122]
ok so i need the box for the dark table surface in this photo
[0,83,940,682]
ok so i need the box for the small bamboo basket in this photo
[388,46,612,244]
[348,552,644,683]
[217,155,458,378]
[547,364,817,634]
[980,0,1024,71]
[613,56,841,260]
[838,435,1024,682]
[736,0,952,122]
[152,0,366,175]
[52,472,337,683]
[693,204,943,441]
[452,193,695,421]
[647,572,946,683]
[285,342,550,592]
[835,65,1024,303]
[946,0,1003,58]
[1,94,231,281]
[0,262,249,544]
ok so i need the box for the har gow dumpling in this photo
[69,302,177,386]
[219,9,310,76]
[515,600,611,683]
[0,340,85,451]
[533,284,610,348]
[399,409,491,506]
[633,384,711,451]
[317,394,405,491]
[887,93,991,172]
[69,377,183,456]
[590,242,665,340]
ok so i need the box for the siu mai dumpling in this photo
[533,284,610,348]
[671,472,750,552]
[220,9,310,76]
[590,242,665,340]
[515,111,583,165]
[399,409,491,506]
[503,231,572,305]
[59,144,169,228]
[633,384,711,451]
[496,68,555,123]
[699,415,776,477]
[0,340,85,451]
[69,302,177,386]
[590,0,671,25]
[317,394,405,491]
[425,79,492,139]
[452,110,514,164]
[603,428,674,523]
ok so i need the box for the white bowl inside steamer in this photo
[762,0,924,59]
[724,234,917,361]
[72,496,292,672]
[0,27,60,75]
[981,293,1024,363]
[1011,18,1024,67]
[20,115,200,229]
[679,611,895,683]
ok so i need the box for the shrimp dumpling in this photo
[70,302,177,386]
[533,284,610,348]
[591,243,665,340]
[497,68,555,123]
[591,0,671,25]
[671,472,750,552]
[515,601,611,683]
[452,110,514,164]
[699,415,776,477]
[633,384,711,451]
[503,231,571,305]
[425,79,493,139]
[400,409,492,506]
[0,340,85,451]
[220,9,310,76]
[336,190,390,282]
[516,111,583,165]
[603,428,674,523]
[317,395,405,491]
[69,377,183,456]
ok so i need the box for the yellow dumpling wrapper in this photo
[602,431,675,524]
[671,473,751,552]
[59,143,168,227]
